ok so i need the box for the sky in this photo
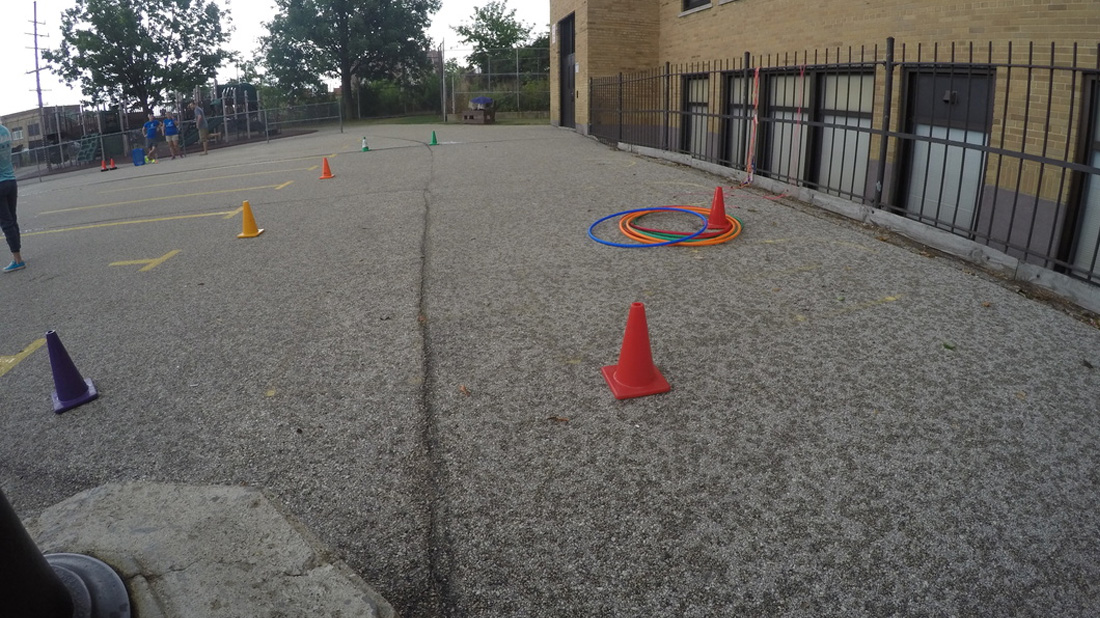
[0,0,549,116]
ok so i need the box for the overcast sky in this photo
[1,0,549,116]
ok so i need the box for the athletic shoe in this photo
[3,260,26,273]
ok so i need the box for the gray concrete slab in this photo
[26,482,394,618]
[2,124,1099,617]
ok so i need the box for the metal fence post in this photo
[873,37,895,210]
[0,486,131,617]
[0,487,74,617]
[663,62,671,151]
[618,72,624,143]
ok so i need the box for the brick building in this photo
[548,0,1100,292]
[1,105,84,152]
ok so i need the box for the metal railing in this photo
[591,38,1100,286]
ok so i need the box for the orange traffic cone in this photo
[319,157,334,180]
[707,186,730,230]
[237,201,265,238]
[99,160,107,172]
[109,159,117,170]
[601,302,671,399]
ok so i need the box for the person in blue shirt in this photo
[0,122,23,273]
[161,109,181,159]
[143,113,160,161]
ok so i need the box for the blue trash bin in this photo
[132,147,145,166]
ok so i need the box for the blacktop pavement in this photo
[2,123,1100,617]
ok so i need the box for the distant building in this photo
[1,105,85,151]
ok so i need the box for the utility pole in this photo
[27,1,50,173]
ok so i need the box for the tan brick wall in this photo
[553,0,1099,203]
[551,0,660,129]
[659,0,1100,62]
[552,0,1100,135]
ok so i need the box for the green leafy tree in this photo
[452,1,532,73]
[262,0,441,118]
[43,0,232,112]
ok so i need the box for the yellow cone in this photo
[237,201,265,238]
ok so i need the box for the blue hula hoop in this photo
[588,207,708,248]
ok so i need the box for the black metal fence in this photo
[591,38,1100,287]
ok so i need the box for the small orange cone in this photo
[99,160,107,172]
[109,159,117,170]
[601,302,671,399]
[237,201,264,238]
[319,157,334,180]
[707,186,731,230]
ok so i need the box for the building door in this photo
[902,70,993,235]
[558,14,576,129]
[1070,81,1100,279]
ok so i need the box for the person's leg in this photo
[0,180,23,269]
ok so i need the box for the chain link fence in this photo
[443,47,550,118]
[10,100,341,180]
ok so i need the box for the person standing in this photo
[162,109,182,159]
[0,121,23,273]
[189,101,209,155]
[143,113,161,162]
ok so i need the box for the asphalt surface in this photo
[2,124,1099,617]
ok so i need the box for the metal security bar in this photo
[590,38,1100,286]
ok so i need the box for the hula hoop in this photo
[619,206,743,246]
[588,207,708,248]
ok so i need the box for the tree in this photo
[452,1,532,73]
[262,0,441,118]
[43,0,232,112]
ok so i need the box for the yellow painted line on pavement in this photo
[110,250,181,272]
[41,184,288,215]
[224,205,244,219]
[25,211,237,236]
[98,168,315,194]
[275,180,294,190]
[308,165,319,171]
[0,338,46,378]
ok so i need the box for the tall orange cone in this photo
[99,160,107,172]
[707,186,731,230]
[601,302,671,399]
[237,200,264,238]
[109,158,117,170]
[319,157,334,180]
